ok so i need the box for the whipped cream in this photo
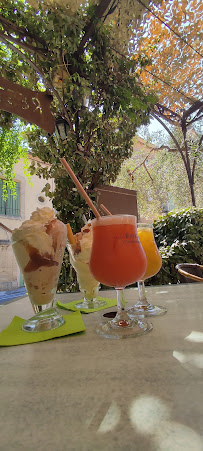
[12,207,57,257]
[12,207,67,305]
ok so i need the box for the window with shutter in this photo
[0,179,20,216]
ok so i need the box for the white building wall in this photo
[0,156,54,290]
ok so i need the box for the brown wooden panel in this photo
[0,77,55,134]
[94,185,138,218]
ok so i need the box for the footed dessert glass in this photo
[12,212,67,332]
[89,215,153,339]
[67,242,106,309]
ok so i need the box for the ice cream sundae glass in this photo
[12,207,67,332]
[67,222,106,309]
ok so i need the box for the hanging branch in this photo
[153,103,182,126]
[152,110,195,202]
[130,148,155,175]
[75,0,114,57]
[129,153,163,205]
[150,144,180,152]
[151,111,187,166]
[151,103,203,207]
[143,161,154,182]
[151,110,194,198]
[0,14,47,48]
[0,30,47,55]
[183,100,203,127]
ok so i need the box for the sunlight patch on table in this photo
[97,401,121,433]
[185,331,203,343]
[86,400,121,433]
[153,421,203,451]
[129,395,170,434]
[129,395,203,451]
[173,351,203,369]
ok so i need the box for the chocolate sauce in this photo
[24,244,58,272]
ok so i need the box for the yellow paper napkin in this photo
[0,310,85,346]
[56,296,117,313]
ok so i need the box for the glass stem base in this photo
[22,307,65,332]
[75,297,106,310]
[127,281,167,317]
[95,317,153,339]
[96,288,153,339]
[75,285,106,309]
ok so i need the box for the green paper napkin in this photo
[0,311,85,347]
[56,296,117,313]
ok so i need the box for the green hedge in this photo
[57,249,78,293]
[146,208,203,285]
[58,207,203,291]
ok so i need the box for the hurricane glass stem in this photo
[113,288,131,326]
[137,280,149,307]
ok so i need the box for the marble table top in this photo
[0,283,203,451]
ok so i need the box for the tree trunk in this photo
[181,117,196,207]
[152,112,196,207]
[190,182,196,207]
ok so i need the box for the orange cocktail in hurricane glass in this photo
[127,223,167,317]
[89,215,153,339]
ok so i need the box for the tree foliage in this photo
[0,0,158,228]
[129,0,203,207]
[150,207,203,285]
[115,129,203,221]
[0,121,31,200]
[152,103,203,207]
[132,0,203,111]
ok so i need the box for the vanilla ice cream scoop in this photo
[66,221,108,309]
[12,207,67,306]
[67,221,99,301]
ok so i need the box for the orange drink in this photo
[89,215,153,339]
[127,223,167,318]
[89,215,147,288]
[137,225,162,280]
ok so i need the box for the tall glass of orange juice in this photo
[127,223,167,317]
[89,215,153,339]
